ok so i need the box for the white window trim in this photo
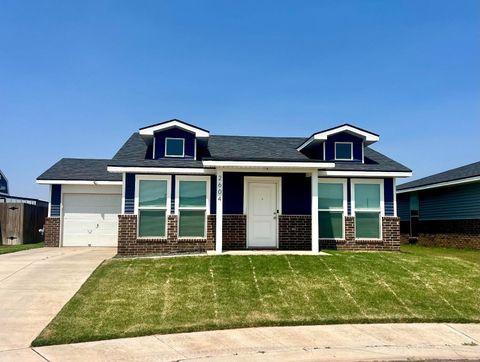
[318,178,348,240]
[135,175,171,239]
[175,175,211,239]
[351,178,384,240]
[335,142,353,161]
[165,137,185,158]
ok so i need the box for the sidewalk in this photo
[5,323,479,361]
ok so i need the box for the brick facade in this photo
[402,219,480,249]
[118,214,215,256]
[44,217,60,247]
[319,216,400,251]
[279,215,311,250]
[222,214,247,250]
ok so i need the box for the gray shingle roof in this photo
[397,161,480,191]
[334,148,411,172]
[37,159,122,181]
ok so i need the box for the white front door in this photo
[247,181,278,248]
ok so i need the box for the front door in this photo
[247,181,278,248]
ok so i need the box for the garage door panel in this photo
[62,193,121,247]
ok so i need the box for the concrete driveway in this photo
[0,247,115,356]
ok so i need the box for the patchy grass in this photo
[0,242,43,255]
[33,245,480,346]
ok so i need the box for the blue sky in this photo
[1,0,479,199]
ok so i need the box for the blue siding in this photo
[210,175,216,214]
[347,178,352,215]
[419,182,480,220]
[223,173,244,214]
[124,173,135,214]
[384,178,395,216]
[324,132,363,161]
[397,193,410,221]
[50,184,61,217]
[154,128,196,159]
[170,175,176,214]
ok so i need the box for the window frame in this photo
[134,175,171,239]
[351,178,384,240]
[175,175,211,239]
[334,142,353,161]
[318,178,348,240]
[164,137,185,158]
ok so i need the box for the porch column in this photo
[215,169,223,253]
[311,169,319,253]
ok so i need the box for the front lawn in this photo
[33,245,480,346]
[0,242,44,255]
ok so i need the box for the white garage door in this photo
[62,193,122,247]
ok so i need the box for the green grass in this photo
[0,242,44,255]
[33,245,480,346]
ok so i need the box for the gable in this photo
[153,127,196,159]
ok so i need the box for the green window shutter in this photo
[138,210,166,237]
[179,210,205,237]
[139,180,167,207]
[179,181,207,207]
[319,211,343,239]
[355,184,380,209]
[318,183,343,209]
[355,212,380,239]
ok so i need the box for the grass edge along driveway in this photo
[0,242,43,255]
[33,245,480,346]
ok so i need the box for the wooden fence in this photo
[0,203,48,245]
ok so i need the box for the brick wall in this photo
[320,216,400,251]
[223,214,247,250]
[44,217,60,247]
[279,215,311,250]
[414,219,480,249]
[118,214,215,256]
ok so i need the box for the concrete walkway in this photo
[7,323,479,361]
[0,247,115,357]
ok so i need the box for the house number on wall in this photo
[217,175,223,201]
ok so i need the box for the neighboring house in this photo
[0,169,8,195]
[397,161,480,249]
[37,119,411,256]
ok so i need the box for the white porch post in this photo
[215,169,223,253]
[311,169,319,253]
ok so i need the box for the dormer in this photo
[139,119,209,160]
[297,124,379,163]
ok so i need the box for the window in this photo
[176,176,210,238]
[136,176,170,237]
[352,180,383,239]
[165,138,185,157]
[335,142,353,160]
[318,179,347,239]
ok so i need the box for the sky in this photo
[1,0,479,200]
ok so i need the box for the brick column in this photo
[44,217,60,247]
[382,217,400,251]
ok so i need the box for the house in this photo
[0,169,8,195]
[37,119,411,256]
[397,161,480,249]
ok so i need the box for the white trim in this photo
[37,180,123,185]
[121,173,126,214]
[135,175,172,239]
[165,137,185,158]
[297,124,380,151]
[322,142,326,160]
[153,135,156,159]
[202,160,335,169]
[334,142,353,161]
[361,141,364,163]
[318,170,412,178]
[215,170,223,253]
[175,175,211,239]
[107,166,215,174]
[194,138,197,161]
[243,176,282,249]
[139,120,210,138]
[393,178,397,217]
[318,178,348,240]
[351,178,384,241]
[47,185,52,217]
[396,175,480,194]
[311,170,319,253]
